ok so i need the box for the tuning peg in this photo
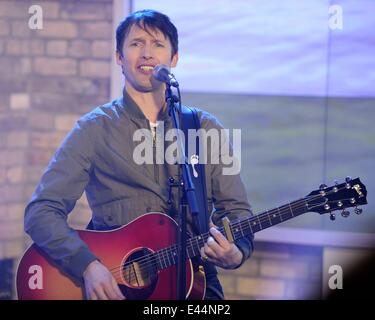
[330,212,336,221]
[354,207,363,215]
[332,180,339,192]
[319,184,328,190]
[345,176,352,183]
[341,210,350,218]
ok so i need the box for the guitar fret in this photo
[199,235,205,248]
[259,211,272,229]
[159,252,165,269]
[233,223,244,239]
[268,208,280,225]
[257,215,262,229]
[162,250,168,268]
[232,226,238,240]
[266,210,272,225]
[247,218,254,234]
[160,250,166,268]
[244,219,252,235]
[153,255,158,271]
[240,223,244,237]
[153,254,159,270]
[165,249,171,267]
[158,252,165,269]
[250,217,260,232]
[190,239,196,256]
[166,250,170,267]
[279,206,283,221]
[289,202,294,217]
[199,237,203,252]
[185,243,190,257]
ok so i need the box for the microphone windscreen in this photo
[152,64,170,82]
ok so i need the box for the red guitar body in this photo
[16,213,206,300]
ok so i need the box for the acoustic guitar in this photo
[16,177,367,299]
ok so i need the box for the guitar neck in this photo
[188,197,309,257]
[150,177,367,271]
[153,197,310,270]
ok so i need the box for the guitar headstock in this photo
[305,177,367,220]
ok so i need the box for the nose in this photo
[141,43,153,59]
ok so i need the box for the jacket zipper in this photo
[148,120,159,185]
[153,131,159,184]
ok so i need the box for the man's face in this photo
[116,23,178,93]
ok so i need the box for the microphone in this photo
[152,64,179,87]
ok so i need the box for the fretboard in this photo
[152,197,309,271]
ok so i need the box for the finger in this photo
[94,286,109,300]
[206,235,222,255]
[209,227,230,249]
[200,247,208,260]
[90,293,98,300]
[88,289,98,300]
[204,241,219,259]
[203,245,221,265]
[201,247,213,263]
[112,277,125,300]
[103,281,121,300]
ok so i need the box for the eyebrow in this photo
[129,37,166,43]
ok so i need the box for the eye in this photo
[130,42,141,47]
[155,42,165,48]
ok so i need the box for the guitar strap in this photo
[179,105,209,234]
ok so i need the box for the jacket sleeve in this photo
[24,119,99,284]
[199,110,254,269]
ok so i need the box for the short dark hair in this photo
[116,9,178,57]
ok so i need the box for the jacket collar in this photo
[120,88,170,122]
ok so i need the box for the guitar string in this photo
[108,195,312,284]
[109,187,351,284]
[107,185,353,284]
[112,192,324,273]
[110,192,353,286]
[111,196,350,286]
[109,201,300,283]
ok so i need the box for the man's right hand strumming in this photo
[83,260,125,300]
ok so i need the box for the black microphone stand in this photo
[164,83,200,300]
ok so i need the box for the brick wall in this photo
[1,0,324,300]
[0,0,114,298]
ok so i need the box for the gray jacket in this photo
[25,92,254,283]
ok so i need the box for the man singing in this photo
[25,9,254,300]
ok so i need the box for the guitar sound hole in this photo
[119,247,158,299]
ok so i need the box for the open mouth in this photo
[139,65,154,71]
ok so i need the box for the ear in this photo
[115,50,123,66]
[170,52,179,68]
